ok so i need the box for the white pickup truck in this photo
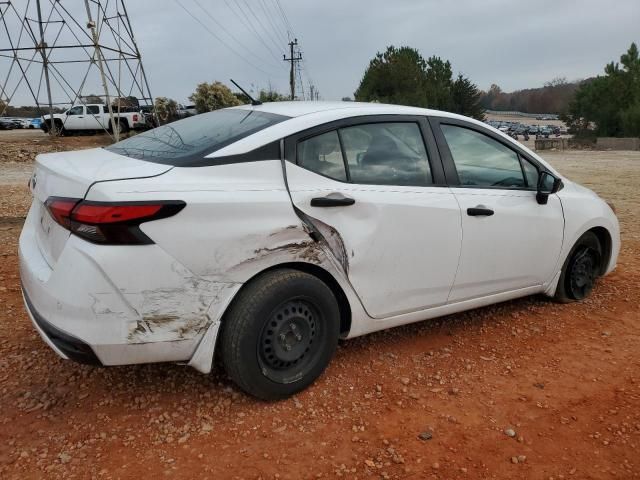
[42,104,146,134]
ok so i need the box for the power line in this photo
[222,0,278,62]
[273,0,295,38]
[173,0,280,78]
[227,0,281,64]
[240,0,283,56]
[257,0,288,45]
[190,0,282,71]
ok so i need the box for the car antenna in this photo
[230,79,262,106]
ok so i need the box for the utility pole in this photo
[283,39,302,100]
[35,0,56,135]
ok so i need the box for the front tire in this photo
[554,231,602,302]
[220,269,340,400]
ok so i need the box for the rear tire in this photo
[219,269,340,400]
[554,231,602,302]
[108,119,129,136]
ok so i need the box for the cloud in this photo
[3,0,639,105]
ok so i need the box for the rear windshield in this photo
[105,109,289,166]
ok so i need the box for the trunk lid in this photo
[31,147,172,266]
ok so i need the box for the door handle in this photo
[467,205,494,216]
[310,192,355,207]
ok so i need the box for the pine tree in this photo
[354,46,429,107]
[354,45,484,120]
[451,74,485,120]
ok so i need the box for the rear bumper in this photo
[19,201,240,369]
[22,288,102,365]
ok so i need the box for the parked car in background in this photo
[0,118,14,130]
[30,118,43,129]
[7,118,24,129]
[139,105,158,128]
[177,104,198,118]
[538,127,552,138]
[20,102,620,400]
[41,104,147,135]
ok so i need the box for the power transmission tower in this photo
[283,38,302,100]
[0,0,155,140]
[309,84,319,101]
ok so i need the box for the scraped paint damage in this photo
[88,263,238,344]
[90,219,349,347]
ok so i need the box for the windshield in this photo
[106,109,289,166]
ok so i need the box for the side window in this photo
[86,105,100,115]
[441,124,525,188]
[68,106,84,116]
[340,122,431,186]
[521,158,539,188]
[297,130,347,181]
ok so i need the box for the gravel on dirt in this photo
[0,136,639,479]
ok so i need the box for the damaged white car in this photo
[19,102,620,399]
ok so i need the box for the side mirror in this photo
[536,171,562,205]
[65,111,71,115]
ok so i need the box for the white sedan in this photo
[19,102,620,399]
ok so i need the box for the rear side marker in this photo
[44,197,185,245]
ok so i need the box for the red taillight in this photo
[132,114,138,122]
[45,197,79,229]
[45,198,185,245]
[72,204,163,224]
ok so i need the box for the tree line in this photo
[479,79,581,115]
[4,42,639,138]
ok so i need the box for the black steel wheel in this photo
[220,269,340,400]
[567,247,598,299]
[555,231,602,302]
[258,299,321,384]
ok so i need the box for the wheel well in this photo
[245,262,352,337]
[587,226,612,275]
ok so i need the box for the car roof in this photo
[233,101,460,119]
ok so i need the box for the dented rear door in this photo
[284,116,462,319]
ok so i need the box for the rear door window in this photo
[298,131,347,181]
[86,105,100,115]
[295,122,432,187]
[340,123,432,186]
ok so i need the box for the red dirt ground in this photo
[0,141,638,479]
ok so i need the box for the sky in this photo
[2,0,639,106]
